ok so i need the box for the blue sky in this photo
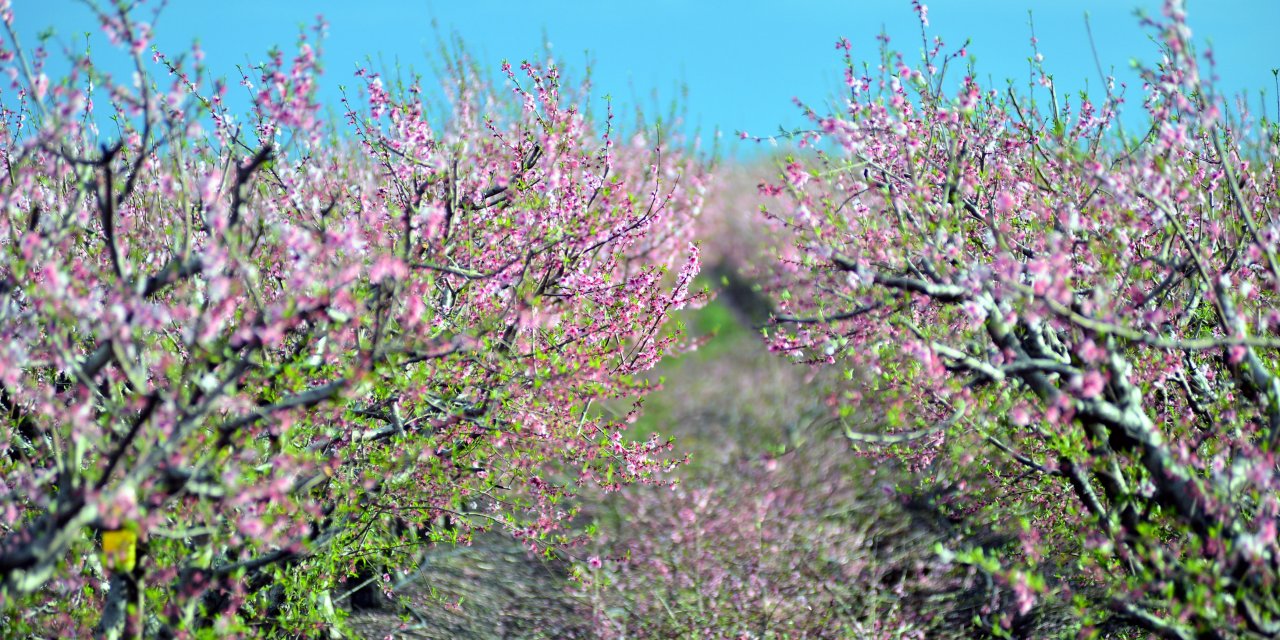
[10,1,1279,156]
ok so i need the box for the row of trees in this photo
[763,0,1280,637]
[0,3,704,637]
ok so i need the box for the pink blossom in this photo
[993,190,1016,212]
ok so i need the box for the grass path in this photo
[343,289,836,637]
[341,285,1049,638]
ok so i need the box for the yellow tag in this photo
[102,529,137,573]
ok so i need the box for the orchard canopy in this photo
[761,2,1280,636]
[0,2,704,634]
[3,0,1280,639]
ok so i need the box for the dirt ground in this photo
[343,533,590,639]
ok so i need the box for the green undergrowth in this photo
[602,279,827,474]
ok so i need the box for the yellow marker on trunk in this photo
[102,527,137,573]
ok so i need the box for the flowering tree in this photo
[0,3,704,636]
[761,1,1280,637]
